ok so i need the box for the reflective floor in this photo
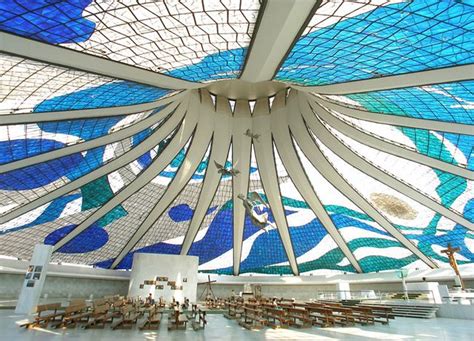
[1,310,472,340]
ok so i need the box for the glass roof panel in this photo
[0,54,173,114]
[276,0,474,85]
[338,81,474,125]
[315,136,474,267]
[0,0,262,82]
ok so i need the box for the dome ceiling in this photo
[0,0,473,275]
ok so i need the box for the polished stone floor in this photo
[1,310,472,340]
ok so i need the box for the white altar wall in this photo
[128,253,198,303]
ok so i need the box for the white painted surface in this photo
[407,282,443,304]
[15,244,52,314]
[128,253,198,303]
[437,303,474,320]
[337,282,351,300]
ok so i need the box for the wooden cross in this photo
[198,275,217,300]
[441,243,464,289]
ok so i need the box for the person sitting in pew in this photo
[146,293,155,305]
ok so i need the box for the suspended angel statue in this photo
[214,161,240,177]
[237,192,275,233]
[244,129,260,142]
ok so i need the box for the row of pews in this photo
[224,297,394,330]
[19,295,207,332]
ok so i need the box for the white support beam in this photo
[53,94,200,251]
[309,97,474,180]
[316,96,474,136]
[110,91,214,268]
[272,90,362,273]
[0,99,181,174]
[290,98,438,269]
[0,32,201,90]
[299,94,474,231]
[180,94,232,256]
[0,97,189,225]
[295,64,474,95]
[240,0,319,82]
[232,99,253,275]
[0,91,184,125]
[253,96,299,275]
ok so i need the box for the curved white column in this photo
[0,91,185,125]
[272,90,362,273]
[299,94,474,231]
[295,64,474,94]
[0,97,189,225]
[232,99,253,275]
[110,90,215,268]
[290,98,438,269]
[0,99,182,174]
[315,96,474,136]
[53,96,199,251]
[0,32,201,90]
[180,95,232,256]
[240,0,319,82]
[309,97,473,180]
[253,95,299,275]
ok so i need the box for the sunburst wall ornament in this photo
[370,193,418,220]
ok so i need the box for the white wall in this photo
[0,259,128,300]
[128,254,198,303]
[0,259,472,303]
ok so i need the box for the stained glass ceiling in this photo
[0,0,473,275]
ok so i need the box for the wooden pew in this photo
[326,306,355,326]
[19,303,64,328]
[239,306,266,330]
[305,304,336,327]
[83,304,111,329]
[191,308,207,331]
[111,305,138,330]
[357,304,394,324]
[168,308,188,330]
[51,303,89,329]
[138,306,162,330]
[286,307,312,328]
[350,306,375,325]
[261,305,290,329]
[224,302,241,319]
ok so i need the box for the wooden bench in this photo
[261,305,290,329]
[350,306,375,325]
[306,305,336,327]
[239,306,266,330]
[19,303,64,328]
[83,304,111,329]
[286,307,312,328]
[357,304,394,324]
[225,302,244,320]
[326,306,355,326]
[139,306,162,330]
[111,305,138,330]
[191,308,207,331]
[51,303,89,329]
[168,309,188,330]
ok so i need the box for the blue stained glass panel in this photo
[277,0,474,85]
[346,81,474,125]
[0,0,95,44]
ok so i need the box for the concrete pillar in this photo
[128,253,198,303]
[15,244,53,314]
[336,281,351,300]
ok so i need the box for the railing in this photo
[307,290,437,304]
[442,291,474,305]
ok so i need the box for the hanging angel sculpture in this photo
[237,192,275,233]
